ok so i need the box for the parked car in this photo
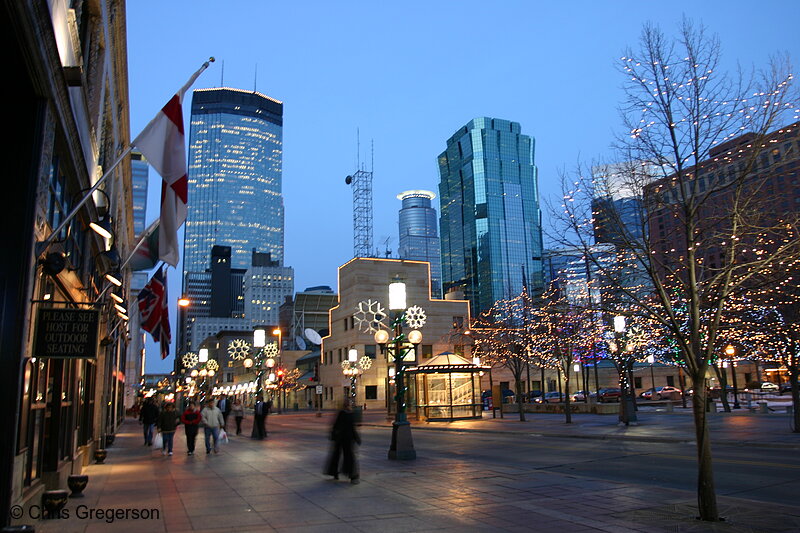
[527,390,543,401]
[760,382,779,392]
[535,391,565,404]
[641,386,681,400]
[571,390,596,402]
[597,388,622,403]
[780,383,793,394]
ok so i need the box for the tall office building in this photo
[397,190,442,299]
[438,117,543,315]
[243,250,294,328]
[179,87,285,360]
[183,87,284,271]
[130,151,149,237]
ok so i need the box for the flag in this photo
[128,221,160,272]
[133,62,210,266]
[137,266,171,359]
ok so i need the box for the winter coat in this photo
[201,406,225,428]
[157,409,179,433]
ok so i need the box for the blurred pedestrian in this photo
[201,399,225,454]
[181,401,201,455]
[217,395,232,431]
[325,399,361,484]
[139,397,159,446]
[252,394,268,439]
[232,399,245,435]
[157,402,179,456]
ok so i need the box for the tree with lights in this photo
[551,18,799,521]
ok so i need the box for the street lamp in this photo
[612,315,637,425]
[725,345,740,409]
[646,354,656,396]
[374,277,422,460]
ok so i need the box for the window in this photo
[343,318,348,331]
[421,345,433,359]
[365,386,378,400]
[666,375,675,387]
[364,344,376,359]
[634,377,642,389]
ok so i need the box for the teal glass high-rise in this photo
[438,117,543,316]
[183,88,284,272]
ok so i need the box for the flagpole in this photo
[120,219,160,270]
[37,58,215,258]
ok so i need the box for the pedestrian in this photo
[156,402,179,456]
[181,401,201,455]
[139,397,159,446]
[232,399,244,435]
[325,399,361,484]
[201,399,225,454]
[217,395,232,431]
[252,394,268,439]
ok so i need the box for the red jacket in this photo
[181,408,201,426]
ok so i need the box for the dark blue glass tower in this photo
[438,117,543,315]
[397,190,442,299]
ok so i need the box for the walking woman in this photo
[231,399,245,435]
[156,403,179,456]
[181,401,201,455]
[325,400,361,483]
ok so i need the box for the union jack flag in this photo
[137,266,171,359]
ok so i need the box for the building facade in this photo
[243,251,294,329]
[2,1,135,524]
[397,190,442,299]
[438,117,544,316]
[183,87,284,272]
[130,151,149,238]
[319,258,471,411]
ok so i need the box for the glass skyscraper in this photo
[438,117,543,316]
[183,87,284,272]
[397,190,442,299]
[130,151,149,238]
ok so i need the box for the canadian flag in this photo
[133,62,210,266]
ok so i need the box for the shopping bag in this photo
[219,429,229,444]
[153,432,163,449]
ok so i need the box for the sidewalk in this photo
[357,405,800,449]
[18,410,799,532]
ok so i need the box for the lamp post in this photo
[613,316,637,425]
[646,354,656,396]
[374,278,421,460]
[725,345,740,409]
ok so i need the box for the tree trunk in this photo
[564,370,572,424]
[515,376,526,422]
[789,356,800,433]
[690,375,720,521]
[712,364,731,413]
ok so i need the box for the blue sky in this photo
[128,1,800,373]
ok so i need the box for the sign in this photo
[315,385,323,395]
[33,308,100,359]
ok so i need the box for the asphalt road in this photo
[271,415,800,508]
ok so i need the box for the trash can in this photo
[757,401,768,414]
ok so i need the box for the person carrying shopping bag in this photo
[201,399,225,454]
[156,402,180,456]
[231,399,245,435]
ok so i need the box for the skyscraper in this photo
[438,117,543,315]
[183,87,284,271]
[179,87,285,359]
[130,151,149,238]
[397,190,442,299]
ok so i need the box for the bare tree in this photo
[552,19,798,521]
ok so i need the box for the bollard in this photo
[757,401,768,414]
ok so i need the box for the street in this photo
[28,413,800,532]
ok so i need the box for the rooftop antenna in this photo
[345,130,373,259]
[371,139,374,172]
[357,128,361,171]
[220,60,225,86]
[254,63,258,92]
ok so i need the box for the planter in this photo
[42,489,69,519]
[67,474,89,497]
[94,449,107,464]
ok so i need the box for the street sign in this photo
[315,385,323,395]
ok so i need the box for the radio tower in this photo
[345,136,374,258]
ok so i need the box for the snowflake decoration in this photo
[341,360,352,370]
[227,339,251,360]
[354,299,387,333]
[182,352,199,368]
[263,342,279,358]
[404,305,427,329]
[205,359,220,372]
[358,356,373,371]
